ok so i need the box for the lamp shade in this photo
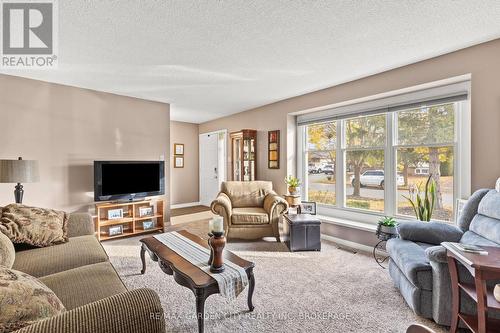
[0,159,39,183]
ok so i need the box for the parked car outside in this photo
[308,165,323,174]
[350,170,404,188]
[323,164,334,175]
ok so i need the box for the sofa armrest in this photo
[425,245,448,264]
[67,213,95,238]
[15,288,165,333]
[263,192,288,217]
[398,221,463,245]
[211,192,232,228]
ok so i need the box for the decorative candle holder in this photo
[207,232,214,265]
[209,231,226,273]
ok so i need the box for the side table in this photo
[442,242,500,333]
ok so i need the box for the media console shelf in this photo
[96,198,164,241]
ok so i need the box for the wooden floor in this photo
[171,205,211,217]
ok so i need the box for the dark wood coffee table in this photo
[140,230,255,333]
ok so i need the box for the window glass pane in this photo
[397,147,454,221]
[397,103,455,146]
[308,151,336,205]
[307,122,336,206]
[307,122,336,150]
[345,114,386,148]
[345,150,384,212]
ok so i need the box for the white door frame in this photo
[199,129,227,206]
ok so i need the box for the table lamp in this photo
[0,157,39,204]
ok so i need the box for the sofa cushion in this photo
[0,266,65,333]
[222,181,273,208]
[39,262,127,310]
[478,189,500,220]
[0,204,68,247]
[457,189,489,232]
[0,230,15,268]
[398,221,463,245]
[460,230,500,247]
[386,238,433,291]
[13,235,108,278]
[232,207,269,225]
[468,214,500,245]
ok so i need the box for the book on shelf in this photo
[447,242,488,255]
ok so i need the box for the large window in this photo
[302,99,466,223]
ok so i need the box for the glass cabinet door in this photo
[233,137,242,181]
[231,130,257,181]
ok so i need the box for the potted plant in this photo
[377,216,398,236]
[402,175,436,222]
[284,175,301,195]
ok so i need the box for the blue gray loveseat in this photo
[387,188,500,326]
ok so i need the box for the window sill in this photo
[317,214,377,232]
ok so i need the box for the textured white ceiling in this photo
[2,1,500,123]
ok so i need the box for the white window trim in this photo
[297,77,471,226]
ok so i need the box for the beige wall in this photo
[0,74,170,217]
[170,121,199,205]
[200,38,500,194]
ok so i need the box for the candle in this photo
[208,219,214,233]
[212,217,224,233]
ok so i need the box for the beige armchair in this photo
[211,181,288,241]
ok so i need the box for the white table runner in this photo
[154,232,249,299]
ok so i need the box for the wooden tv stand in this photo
[96,198,164,241]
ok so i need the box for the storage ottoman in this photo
[282,214,321,251]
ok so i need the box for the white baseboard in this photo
[171,202,201,209]
[321,234,373,254]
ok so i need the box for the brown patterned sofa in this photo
[0,211,165,333]
[211,181,288,241]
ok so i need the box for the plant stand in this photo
[373,225,398,269]
[373,240,391,269]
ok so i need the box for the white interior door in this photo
[199,131,226,206]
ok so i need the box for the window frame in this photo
[299,97,470,225]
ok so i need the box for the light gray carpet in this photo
[103,221,445,333]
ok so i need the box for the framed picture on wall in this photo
[174,156,184,168]
[268,130,280,169]
[174,143,184,155]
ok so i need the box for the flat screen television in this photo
[94,161,165,201]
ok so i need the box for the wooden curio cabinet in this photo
[230,129,257,181]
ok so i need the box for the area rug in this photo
[103,220,445,333]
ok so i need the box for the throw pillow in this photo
[0,231,15,268]
[0,266,66,332]
[0,204,69,247]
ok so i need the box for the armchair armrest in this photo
[67,213,95,238]
[398,221,463,245]
[15,288,165,333]
[425,245,448,264]
[263,192,288,217]
[211,192,232,229]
